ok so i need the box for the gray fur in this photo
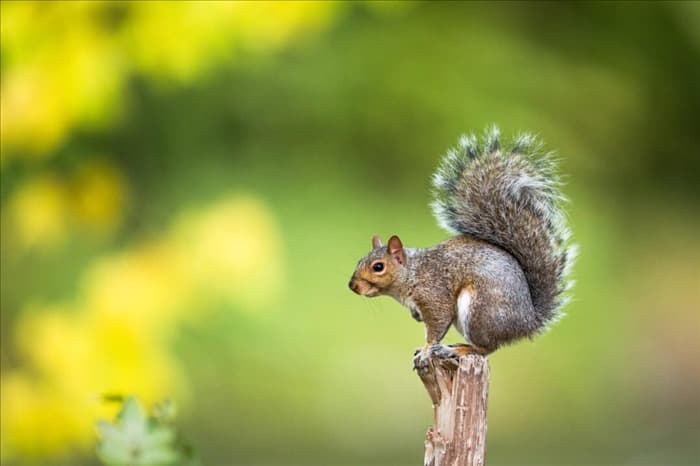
[348,127,576,354]
[400,236,538,351]
[431,126,576,331]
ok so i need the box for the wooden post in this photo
[414,353,490,466]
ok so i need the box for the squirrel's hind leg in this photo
[447,343,489,356]
[413,343,485,371]
[427,343,487,359]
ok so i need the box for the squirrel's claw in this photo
[412,343,462,371]
[412,349,429,372]
[428,343,460,360]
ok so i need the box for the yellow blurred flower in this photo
[2,306,185,460]
[69,162,128,235]
[4,161,127,250]
[123,1,336,82]
[6,174,69,248]
[0,1,123,159]
[0,194,284,460]
[0,65,72,157]
[228,1,337,51]
[123,1,240,82]
[0,373,88,461]
[170,196,284,311]
[15,307,183,405]
[81,243,190,331]
[1,0,338,158]
[14,305,85,381]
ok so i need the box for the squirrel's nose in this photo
[348,279,359,294]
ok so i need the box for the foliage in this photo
[96,396,197,466]
[1,197,282,460]
[0,1,339,159]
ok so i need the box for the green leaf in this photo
[96,396,181,466]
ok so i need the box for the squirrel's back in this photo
[431,126,576,331]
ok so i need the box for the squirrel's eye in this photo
[372,262,385,272]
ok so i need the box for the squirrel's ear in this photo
[388,235,406,265]
[372,235,383,249]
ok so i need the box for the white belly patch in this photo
[453,287,473,344]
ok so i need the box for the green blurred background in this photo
[1,1,699,465]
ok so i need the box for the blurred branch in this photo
[414,354,489,466]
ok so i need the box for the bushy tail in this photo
[432,126,576,327]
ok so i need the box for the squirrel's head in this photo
[349,235,407,297]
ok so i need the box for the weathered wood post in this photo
[414,353,490,466]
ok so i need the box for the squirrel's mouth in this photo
[349,278,380,297]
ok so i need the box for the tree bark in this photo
[414,353,489,466]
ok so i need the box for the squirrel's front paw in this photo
[413,344,459,359]
[413,344,460,371]
[428,343,459,360]
[412,345,431,371]
[409,307,423,322]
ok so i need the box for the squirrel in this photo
[348,126,576,357]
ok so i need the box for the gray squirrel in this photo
[348,126,576,357]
